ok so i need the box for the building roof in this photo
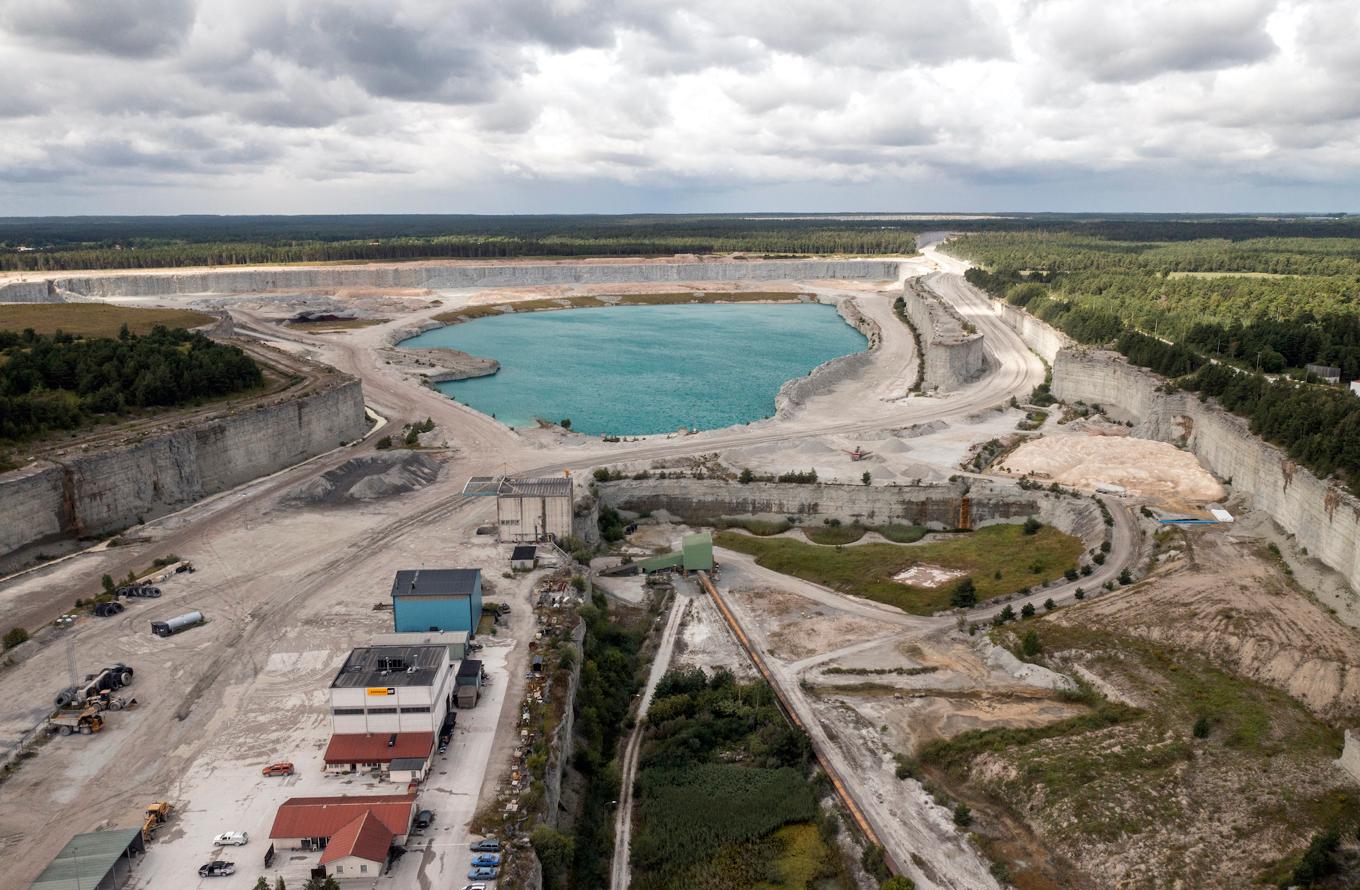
[639,551,682,572]
[390,569,480,600]
[319,811,393,866]
[457,659,483,680]
[30,828,143,890]
[369,630,468,655]
[270,793,417,841]
[388,757,427,771]
[464,475,573,498]
[323,732,434,765]
[331,645,446,689]
[511,545,537,560]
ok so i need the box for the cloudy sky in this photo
[0,0,1356,214]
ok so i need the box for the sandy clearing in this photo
[672,590,759,681]
[892,565,966,588]
[998,432,1226,502]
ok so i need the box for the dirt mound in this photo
[999,432,1225,502]
[288,453,442,506]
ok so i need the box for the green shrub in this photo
[950,578,977,609]
[375,435,392,449]
[3,627,29,650]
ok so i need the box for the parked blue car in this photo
[468,866,499,880]
[471,838,501,853]
[471,853,502,867]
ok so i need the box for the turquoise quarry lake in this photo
[400,303,867,435]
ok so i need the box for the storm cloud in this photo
[0,0,1355,212]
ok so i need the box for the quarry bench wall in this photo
[0,259,904,302]
[901,278,986,391]
[0,378,368,566]
[1052,348,1360,595]
[595,478,1107,549]
[960,271,1360,596]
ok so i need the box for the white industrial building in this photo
[464,475,575,543]
[369,630,468,662]
[328,645,453,736]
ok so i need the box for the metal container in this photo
[151,611,204,637]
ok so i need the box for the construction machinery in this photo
[48,707,103,736]
[54,661,134,709]
[143,802,174,842]
[842,446,872,461]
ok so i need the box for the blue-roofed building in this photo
[390,569,482,635]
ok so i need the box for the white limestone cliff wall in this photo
[43,259,903,298]
[995,301,1071,365]
[0,280,55,303]
[597,477,1105,549]
[0,379,368,564]
[0,465,66,558]
[902,279,986,391]
[1053,348,1360,594]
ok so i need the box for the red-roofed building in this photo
[319,810,394,879]
[323,731,434,774]
[269,793,417,854]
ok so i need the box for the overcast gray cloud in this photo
[0,0,1356,213]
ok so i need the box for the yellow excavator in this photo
[142,802,173,842]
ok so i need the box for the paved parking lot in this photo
[128,642,510,889]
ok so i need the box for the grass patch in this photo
[751,822,838,890]
[715,517,793,536]
[803,523,868,545]
[432,291,805,326]
[0,303,215,337]
[287,317,388,330]
[875,523,928,543]
[918,700,1144,777]
[715,523,1082,614]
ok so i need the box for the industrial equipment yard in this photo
[3,235,1360,890]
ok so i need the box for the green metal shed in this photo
[638,551,683,573]
[682,533,714,572]
[31,828,144,890]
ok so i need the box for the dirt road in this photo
[609,589,689,890]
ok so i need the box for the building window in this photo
[399,706,431,714]
[360,864,368,874]
[332,708,364,716]
[334,866,343,874]
[367,707,398,714]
